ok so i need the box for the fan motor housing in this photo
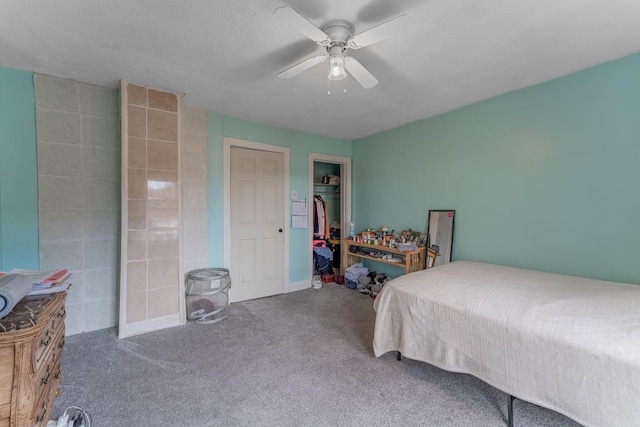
[320,19,354,46]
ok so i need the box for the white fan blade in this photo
[274,7,330,46]
[278,55,327,79]
[348,14,410,49]
[344,56,378,88]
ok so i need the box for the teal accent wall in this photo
[207,113,351,283]
[0,66,39,271]
[353,53,640,285]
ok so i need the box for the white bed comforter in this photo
[373,261,640,427]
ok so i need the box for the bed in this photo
[373,261,640,427]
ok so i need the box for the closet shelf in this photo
[313,182,340,196]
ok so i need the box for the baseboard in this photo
[286,279,311,293]
[118,313,182,338]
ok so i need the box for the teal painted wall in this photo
[353,53,640,285]
[207,113,351,283]
[0,66,39,271]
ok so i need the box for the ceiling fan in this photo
[274,6,410,89]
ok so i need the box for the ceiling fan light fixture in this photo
[275,7,397,88]
[328,52,347,81]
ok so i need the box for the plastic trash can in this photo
[185,268,231,324]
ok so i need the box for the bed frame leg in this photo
[507,394,515,427]
[396,351,402,361]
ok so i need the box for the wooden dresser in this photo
[0,292,66,427]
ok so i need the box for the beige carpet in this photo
[52,284,582,426]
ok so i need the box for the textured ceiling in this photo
[2,0,640,140]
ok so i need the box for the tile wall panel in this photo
[148,139,179,171]
[83,177,120,209]
[36,77,207,336]
[148,89,178,112]
[34,74,120,335]
[128,200,147,230]
[125,291,147,323]
[82,116,120,147]
[127,84,147,106]
[148,110,178,141]
[128,137,147,168]
[181,106,208,274]
[147,170,179,199]
[148,286,179,318]
[120,83,182,335]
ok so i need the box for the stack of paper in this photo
[0,274,33,319]
[3,268,72,295]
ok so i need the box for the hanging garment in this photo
[322,197,329,239]
[313,197,319,236]
[313,196,326,238]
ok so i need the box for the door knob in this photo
[279,228,283,232]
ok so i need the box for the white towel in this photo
[0,274,32,319]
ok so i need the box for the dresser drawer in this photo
[32,395,48,427]
[34,355,54,399]
[32,353,62,427]
[32,361,62,427]
[33,300,65,371]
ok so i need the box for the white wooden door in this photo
[230,147,285,302]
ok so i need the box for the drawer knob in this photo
[35,404,47,423]
[42,371,51,385]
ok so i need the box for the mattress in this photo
[373,261,640,427]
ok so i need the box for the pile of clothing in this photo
[313,241,333,275]
[345,263,368,289]
[345,263,389,298]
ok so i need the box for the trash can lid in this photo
[187,268,230,281]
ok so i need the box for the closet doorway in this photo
[224,137,290,303]
[307,153,351,280]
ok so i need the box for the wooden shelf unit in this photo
[343,240,430,274]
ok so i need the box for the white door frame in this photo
[308,153,352,280]
[224,137,290,298]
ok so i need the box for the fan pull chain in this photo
[327,79,347,96]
